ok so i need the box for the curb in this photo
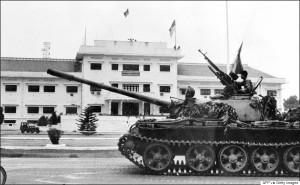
[1,137,120,140]
[1,146,118,150]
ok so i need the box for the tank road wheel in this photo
[143,143,173,174]
[250,147,279,174]
[218,145,248,174]
[0,166,7,185]
[283,146,300,174]
[185,145,215,173]
[118,135,136,155]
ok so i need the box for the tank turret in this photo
[46,69,277,122]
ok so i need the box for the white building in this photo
[76,40,182,116]
[0,40,286,131]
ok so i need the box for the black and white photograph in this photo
[1,1,299,184]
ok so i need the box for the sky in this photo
[1,1,299,101]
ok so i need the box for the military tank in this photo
[47,52,299,177]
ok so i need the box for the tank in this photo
[47,61,299,177]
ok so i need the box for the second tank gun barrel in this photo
[47,69,171,108]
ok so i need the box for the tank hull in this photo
[118,119,300,176]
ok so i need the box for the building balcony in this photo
[122,71,140,76]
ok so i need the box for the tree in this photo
[38,115,49,126]
[283,95,300,111]
[49,112,59,126]
[76,107,99,132]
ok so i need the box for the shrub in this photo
[47,128,64,144]
[76,107,99,133]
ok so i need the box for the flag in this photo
[124,9,129,17]
[231,42,244,74]
[169,20,176,37]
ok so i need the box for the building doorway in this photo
[111,102,119,115]
[144,103,150,115]
[122,102,139,116]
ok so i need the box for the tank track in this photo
[118,133,300,177]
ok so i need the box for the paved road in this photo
[1,158,299,184]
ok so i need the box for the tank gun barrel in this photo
[198,49,220,72]
[47,69,171,108]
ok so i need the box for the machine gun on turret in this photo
[198,49,240,94]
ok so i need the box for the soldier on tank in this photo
[235,70,253,94]
[220,72,239,98]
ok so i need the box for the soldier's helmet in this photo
[185,86,195,99]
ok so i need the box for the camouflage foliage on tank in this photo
[171,98,238,122]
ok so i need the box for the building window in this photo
[111,83,118,88]
[267,90,277,96]
[160,86,170,93]
[66,107,77,115]
[159,107,169,113]
[200,89,211,95]
[66,86,78,93]
[160,65,170,72]
[123,64,139,71]
[4,120,16,124]
[123,84,139,92]
[27,120,38,124]
[43,107,55,114]
[112,64,118,70]
[4,106,16,113]
[44,86,55,92]
[90,86,102,91]
[27,107,39,114]
[179,88,186,95]
[90,106,101,113]
[28,85,40,92]
[143,84,150,92]
[144,65,150,71]
[5,85,17,92]
[90,63,102,70]
[214,89,223,95]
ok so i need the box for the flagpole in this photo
[175,23,177,47]
[226,1,230,74]
[85,26,87,46]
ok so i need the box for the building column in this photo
[108,100,111,114]
[120,100,123,115]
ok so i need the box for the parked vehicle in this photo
[20,122,40,134]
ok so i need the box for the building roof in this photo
[177,63,275,78]
[1,57,278,80]
[1,57,77,72]
[76,40,183,60]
